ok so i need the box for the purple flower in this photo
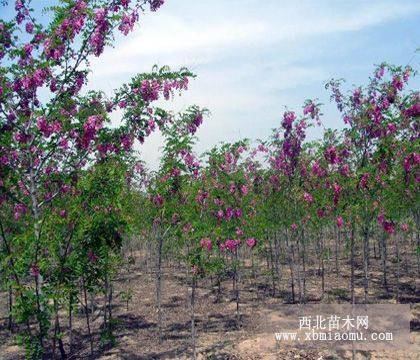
[14,203,27,220]
[246,238,257,248]
[225,239,239,252]
[153,194,164,207]
[88,250,99,263]
[392,76,403,91]
[29,264,40,277]
[149,0,165,11]
[404,103,420,118]
[240,184,248,196]
[216,209,224,220]
[303,192,313,203]
[282,111,296,131]
[140,80,160,102]
[359,173,369,189]
[225,207,234,220]
[324,146,340,164]
[118,11,138,36]
[200,238,212,251]
[235,208,243,218]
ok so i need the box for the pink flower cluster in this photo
[223,239,240,252]
[200,238,212,251]
[324,146,340,165]
[118,11,138,36]
[14,203,27,220]
[303,192,313,203]
[37,116,62,138]
[404,103,420,118]
[377,213,395,235]
[246,237,257,248]
[137,77,189,103]
[149,0,165,11]
[187,113,203,135]
[90,8,109,56]
[215,207,243,221]
[152,194,164,207]
[80,115,103,149]
[21,68,49,91]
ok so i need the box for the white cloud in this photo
[89,0,420,79]
[85,0,420,168]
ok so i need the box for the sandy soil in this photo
[0,251,419,359]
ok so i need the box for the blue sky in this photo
[2,0,420,167]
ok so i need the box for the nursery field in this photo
[1,238,419,359]
[0,0,419,359]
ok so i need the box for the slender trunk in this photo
[82,278,93,355]
[273,231,281,291]
[103,276,108,328]
[380,231,388,294]
[289,243,295,303]
[320,230,325,298]
[190,276,197,360]
[53,299,66,359]
[362,226,370,303]
[108,282,113,330]
[301,229,307,302]
[295,237,303,303]
[415,211,420,276]
[335,227,339,276]
[395,234,400,303]
[8,285,13,332]
[156,231,164,343]
[234,249,241,328]
[268,237,276,296]
[34,273,44,350]
[68,294,73,354]
[350,226,355,305]
[29,164,46,351]
[264,247,270,292]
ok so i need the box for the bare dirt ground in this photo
[0,251,419,359]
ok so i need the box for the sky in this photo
[2,0,420,168]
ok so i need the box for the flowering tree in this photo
[326,64,419,302]
[0,0,201,357]
[145,106,205,348]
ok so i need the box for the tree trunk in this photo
[190,276,197,360]
[68,294,73,354]
[82,278,93,355]
[395,234,400,303]
[8,285,13,332]
[289,242,296,303]
[268,236,276,296]
[234,249,241,328]
[350,225,355,305]
[156,231,164,343]
[301,229,307,302]
[320,230,325,298]
[273,231,282,292]
[380,231,388,295]
[335,227,339,276]
[362,226,370,303]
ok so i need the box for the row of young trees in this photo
[0,1,419,359]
